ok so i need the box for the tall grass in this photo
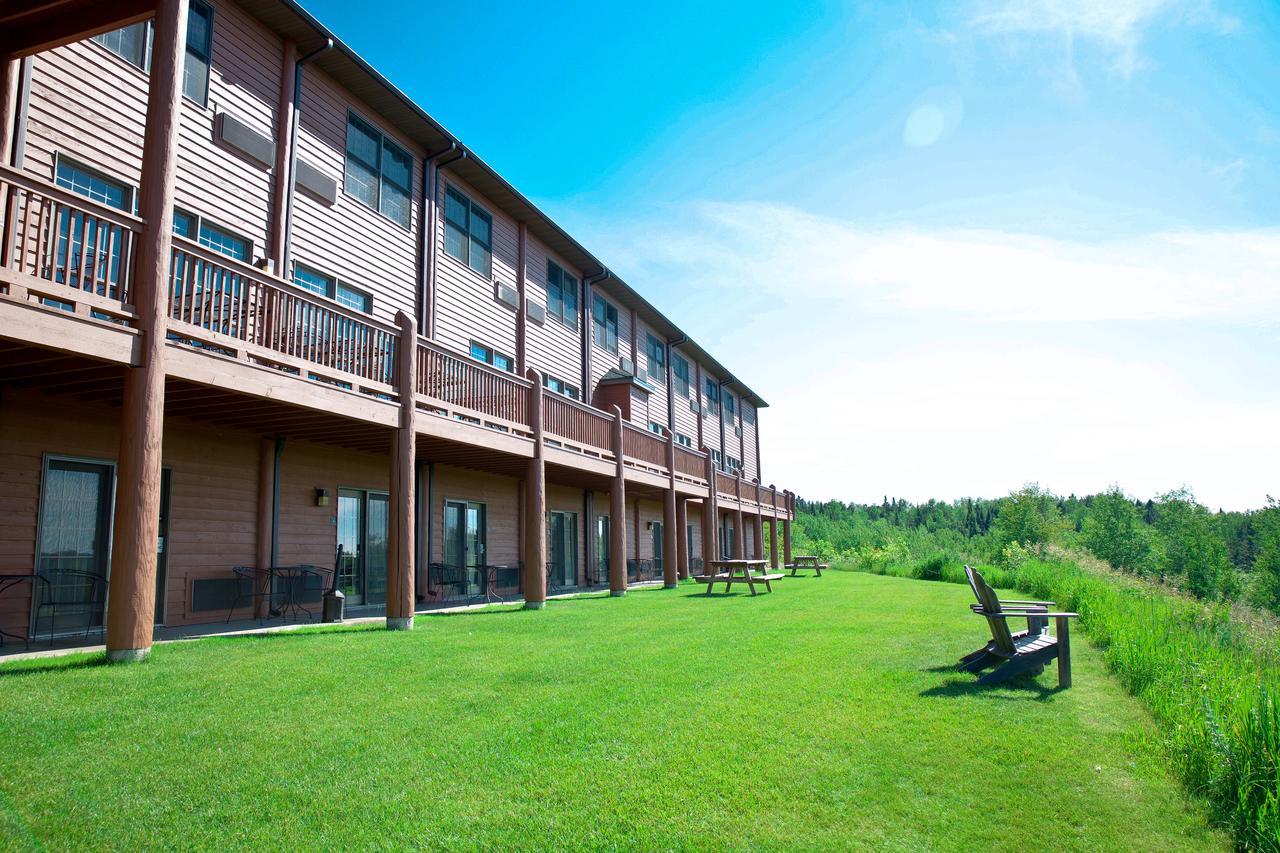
[844,554,1280,850]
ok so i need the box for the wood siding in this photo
[431,173,517,362]
[25,2,282,259]
[524,238,583,391]
[292,63,424,325]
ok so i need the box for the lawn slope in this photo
[0,572,1224,850]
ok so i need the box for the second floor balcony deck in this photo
[0,166,794,519]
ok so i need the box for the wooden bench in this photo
[786,555,826,577]
[695,559,783,595]
[959,567,1078,688]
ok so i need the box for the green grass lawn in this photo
[0,571,1226,850]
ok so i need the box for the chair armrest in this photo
[973,609,1078,618]
[1000,599,1055,606]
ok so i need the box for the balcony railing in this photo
[417,338,529,427]
[622,423,667,470]
[168,238,399,390]
[674,445,707,480]
[542,392,612,455]
[0,165,140,321]
[0,171,795,515]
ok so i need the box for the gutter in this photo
[419,142,458,333]
[280,37,334,278]
[582,268,610,394]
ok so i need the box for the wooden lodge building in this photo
[0,0,796,660]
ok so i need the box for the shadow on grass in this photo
[919,664,1064,701]
[0,651,112,678]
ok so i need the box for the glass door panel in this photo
[548,511,578,588]
[35,459,113,634]
[336,489,363,604]
[364,492,389,605]
[652,521,663,575]
[465,503,485,595]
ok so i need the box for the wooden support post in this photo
[769,485,780,569]
[523,369,547,609]
[267,38,296,273]
[609,407,628,596]
[0,56,18,251]
[0,57,18,166]
[675,496,689,580]
[105,0,186,664]
[783,491,793,566]
[662,431,678,588]
[754,510,764,561]
[387,311,417,629]
[1056,616,1072,688]
[254,437,275,619]
[701,449,716,571]
[733,473,745,560]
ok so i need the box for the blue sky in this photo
[307,0,1280,509]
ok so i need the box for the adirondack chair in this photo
[959,567,1079,688]
[963,565,1053,633]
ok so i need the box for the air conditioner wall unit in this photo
[618,356,635,375]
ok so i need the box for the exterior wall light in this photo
[315,488,330,507]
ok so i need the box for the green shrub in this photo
[914,553,950,582]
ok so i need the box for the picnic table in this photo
[786,555,827,577]
[695,559,783,595]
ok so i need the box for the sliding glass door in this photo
[336,488,389,606]
[444,500,487,595]
[548,511,578,588]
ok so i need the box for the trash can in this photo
[322,586,345,623]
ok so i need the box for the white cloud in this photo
[968,0,1238,80]
[576,201,1280,510]
[596,201,1280,325]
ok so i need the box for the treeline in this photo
[796,485,1280,612]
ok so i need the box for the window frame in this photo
[672,353,690,397]
[545,259,579,329]
[343,110,415,230]
[53,155,134,213]
[93,22,152,72]
[645,333,666,378]
[183,0,214,107]
[704,378,721,407]
[468,339,514,374]
[675,432,693,448]
[442,185,493,277]
[542,374,581,401]
[592,294,619,355]
[173,208,253,263]
[291,262,375,315]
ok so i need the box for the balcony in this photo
[0,166,793,518]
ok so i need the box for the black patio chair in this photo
[32,569,109,644]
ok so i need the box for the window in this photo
[345,113,414,228]
[94,23,150,71]
[675,432,693,448]
[94,8,211,101]
[545,260,578,328]
[645,334,665,377]
[173,209,250,262]
[673,353,690,397]
[543,375,581,401]
[184,0,213,106]
[648,421,666,436]
[469,340,513,373]
[710,449,723,468]
[724,392,737,421]
[334,282,372,313]
[443,186,492,275]
[52,160,131,302]
[293,264,332,297]
[55,160,130,211]
[592,295,618,354]
[725,455,742,474]
[292,263,374,314]
[704,378,720,407]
